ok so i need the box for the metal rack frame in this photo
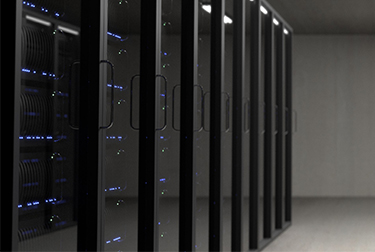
[250,0,293,251]
[0,0,292,251]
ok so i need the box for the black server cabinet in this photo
[1,0,293,251]
[249,0,293,251]
[1,0,83,251]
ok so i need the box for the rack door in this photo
[18,1,82,250]
[156,0,182,250]
[102,1,140,251]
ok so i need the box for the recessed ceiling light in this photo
[260,6,268,15]
[202,4,211,14]
[224,15,233,24]
[201,4,233,25]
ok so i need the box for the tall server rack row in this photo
[0,0,293,251]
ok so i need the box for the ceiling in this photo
[266,0,375,34]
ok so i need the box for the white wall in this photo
[293,35,375,197]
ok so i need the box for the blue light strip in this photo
[22,229,38,235]
[19,135,53,140]
[106,135,126,141]
[20,201,40,208]
[22,158,39,163]
[24,88,39,93]
[18,197,68,210]
[22,1,36,8]
[55,221,67,227]
[113,237,121,242]
[24,112,40,116]
[55,178,67,183]
[23,182,39,187]
[23,1,63,17]
[105,186,121,192]
[107,83,125,91]
[46,198,57,203]
[107,32,128,41]
[19,135,67,140]
[104,184,127,192]
[22,68,57,78]
[106,236,123,244]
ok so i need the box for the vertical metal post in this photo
[209,0,225,251]
[138,0,161,251]
[275,23,285,230]
[0,1,21,250]
[250,0,261,249]
[179,1,198,251]
[78,0,103,250]
[232,0,245,251]
[285,32,292,223]
[264,11,274,239]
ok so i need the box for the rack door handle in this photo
[130,74,140,130]
[100,60,115,130]
[223,92,230,132]
[195,85,204,132]
[203,91,210,132]
[285,107,289,135]
[68,60,115,130]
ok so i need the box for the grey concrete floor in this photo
[19,198,375,251]
[263,198,375,252]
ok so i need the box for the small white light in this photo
[284,28,289,35]
[260,6,268,15]
[202,4,232,24]
[273,18,279,26]
[202,4,212,14]
[57,25,79,36]
[224,15,233,24]
[25,15,51,27]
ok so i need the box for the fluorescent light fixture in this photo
[201,4,232,24]
[25,15,51,27]
[260,6,268,15]
[202,4,211,13]
[57,25,79,36]
[273,18,279,26]
[284,28,289,35]
[224,15,233,24]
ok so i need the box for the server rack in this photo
[250,0,293,250]
[0,0,292,251]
